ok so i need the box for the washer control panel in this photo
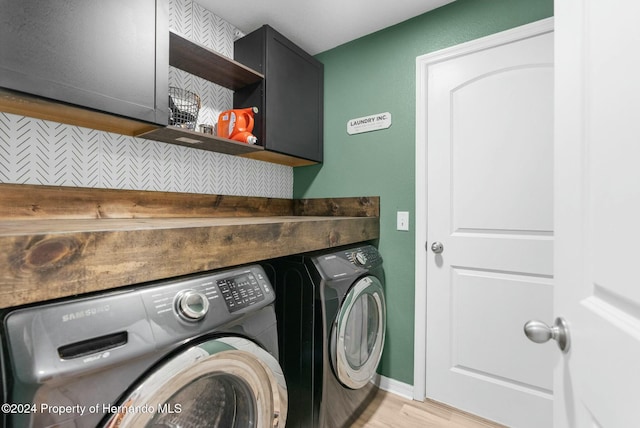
[140,265,273,329]
[175,289,210,321]
[217,270,268,313]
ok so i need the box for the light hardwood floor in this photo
[352,389,507,428]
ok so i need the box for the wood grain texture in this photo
[138,126,265,156]
[0,88,158,136]
[295,196,380,217]
[354,389,506,428]
[239,150,318,167]
[169,31,264,90]
[0,185,380,308]
[0,184,380,220]
[0,216,378,308]
[0,183,294,220]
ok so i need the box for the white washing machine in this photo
[264,244,386,428]
[1,265,287,428]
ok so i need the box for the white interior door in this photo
[416,20,554,428]
[553,1,640,426]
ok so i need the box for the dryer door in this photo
[331,275,386,389]
[103,337,287,428]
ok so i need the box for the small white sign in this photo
[347,112,392,135]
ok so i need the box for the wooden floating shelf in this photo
[0,216,378,309]
[0,184,379,308]
[0,88,158,137]
[138,126,264,156]
[169,30,264,90]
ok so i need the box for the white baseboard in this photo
[373,374,414,400]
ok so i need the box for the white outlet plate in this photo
[397,211,409,231]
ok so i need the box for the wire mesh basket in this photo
[168,87,201,130]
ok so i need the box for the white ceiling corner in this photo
[197,0,456,55]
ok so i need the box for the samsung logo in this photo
[62,305,111,322]
[83,351,111,364]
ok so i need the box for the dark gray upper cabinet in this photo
[234,25,324,163]
[0,0,169,126]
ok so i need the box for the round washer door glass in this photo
[331,275,386,389]
[103,337,287,428]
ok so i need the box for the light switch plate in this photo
[397,211,409,231]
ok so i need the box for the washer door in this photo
[331,275,386,389]
[104,337,287,428]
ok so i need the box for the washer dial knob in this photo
[353,251,368,266]
[176,290,209,321]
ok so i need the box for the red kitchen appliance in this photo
[217,107,258,144]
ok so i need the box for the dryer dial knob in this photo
[176,290,209,321]
[354,251,368,266]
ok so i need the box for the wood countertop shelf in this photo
[169,31,264,90]
[0,184,379,309]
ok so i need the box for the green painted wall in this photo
[294,0,553,385]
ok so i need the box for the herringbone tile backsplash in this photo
[0,0,293,199]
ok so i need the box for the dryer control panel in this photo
[345,245,382,269]
[313,245,383,280]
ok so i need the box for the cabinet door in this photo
[235,25,323,163]
[0,0,168,125]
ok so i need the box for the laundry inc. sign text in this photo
[347,112,392,135]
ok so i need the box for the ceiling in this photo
[197,0,456,55]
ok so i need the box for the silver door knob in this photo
[524,317,570,353]
[431,242,444,254]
